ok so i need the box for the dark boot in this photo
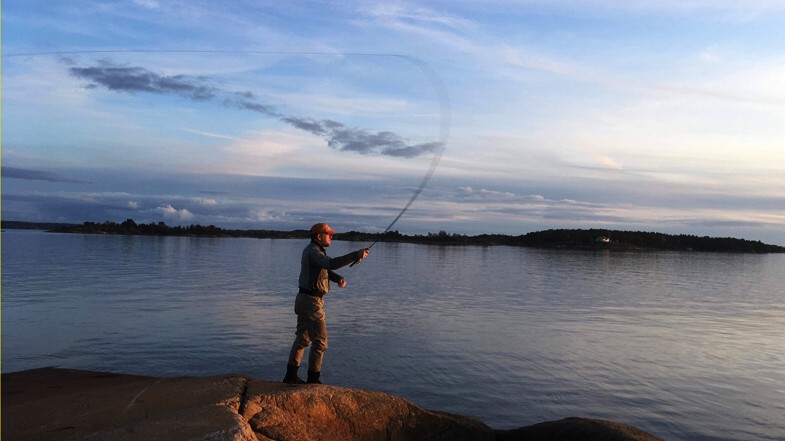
[283,364,306,384]
[307,371,322,384]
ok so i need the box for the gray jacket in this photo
[298,241,362,295]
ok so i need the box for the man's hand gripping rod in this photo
[350,241,377,267]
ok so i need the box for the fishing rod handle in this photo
[350,243,375,267]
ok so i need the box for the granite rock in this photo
[2,368,665,441]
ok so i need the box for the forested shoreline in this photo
[3,219,783,253]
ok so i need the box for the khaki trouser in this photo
[287,292,328,372]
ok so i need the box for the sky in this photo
[3,1,785,245]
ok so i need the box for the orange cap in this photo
[310,223,337,235]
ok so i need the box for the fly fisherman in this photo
[283,223,370,384]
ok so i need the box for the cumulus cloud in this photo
[251,209,287,222]
[479,188,515,198]
[69,61,440,159]
[127,201,139,209]
[156,204,194,221]
[456,186,542,201]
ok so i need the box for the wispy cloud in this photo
[131,0,159,10]
[180,128,244,141]
[284,117,442,157]
[2,166,87,183]
[69,64,219,100]
[68,60,441,158]
[480,1,785,21]
[365,3,478,32]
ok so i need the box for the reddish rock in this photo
[240,379,494,441]
[2,369,492,441]
[2,368,666,441]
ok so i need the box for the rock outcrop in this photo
[495,417,665,441]
[240,378,493,441]
[2,368,665,441]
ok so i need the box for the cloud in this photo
[181,128,243,141]
[456,186,542,201]
[223,91,281,117]
[250,209,288,222]
[132,0,159,9]
[127,201,139,209]
[479,188,516,198]
[366,3,477,32]
[281,116,441,158]
[69,63,218,100]
[599,156,623,170]
[156,204,194,221]
[2,166,86,183]
[68,61,440,158]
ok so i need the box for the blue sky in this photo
[3,1,785,245]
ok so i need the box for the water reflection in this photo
[2,231,784,441]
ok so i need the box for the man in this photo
[283,223,370,384]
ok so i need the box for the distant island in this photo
[3,219,784,253]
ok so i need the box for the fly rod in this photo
[351,56,451,266]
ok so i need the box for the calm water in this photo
[2,230,784,440]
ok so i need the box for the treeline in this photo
[47,219,310,240]
[342,228,785,253]
[31,220,785,253]
[506,229,785,253]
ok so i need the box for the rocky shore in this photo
[2,368,665,441]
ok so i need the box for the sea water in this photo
[3,230,784,440]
